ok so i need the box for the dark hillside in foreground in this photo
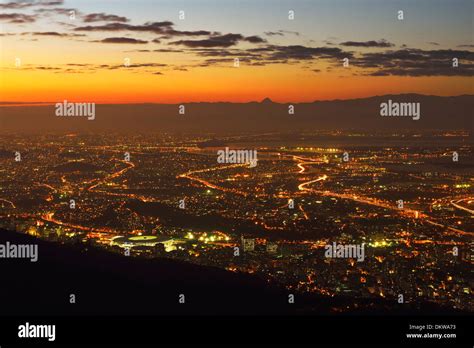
[0,229,466,316]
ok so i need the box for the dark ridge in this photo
[0,95,472,134]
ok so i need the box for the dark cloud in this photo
[34,7,81,17]
[170,33,242,48]
[458,44,474,48]
[7,62,168,75]
[339,39,394,48]
[165,29,213,37]
[83,13,129,23]
[264,31,284,37]
[0,1,31,9]
[0,1,63,9]
[95,37,148,44]
[8,64,61,71]
[75,21,174,34]
[126,63,167,68]
[124,48,184,53]
[368,66,474,76]
[73,21,211,38]
[354,48,474,76]
[154,49,183,53]
[428,42,440,46]
[0,13,36,23]
[22,31,85,37]
[185,44,351,68]
[105,63,167,70]
[360,48,474,64]
[190,48,262,58]
[245,35,266,43]
[38,0,63,4]
[264,30,300,37]
[124,49,151,52]
[266,45,351,60]
[170,33,266,48]
[34,65,61,70]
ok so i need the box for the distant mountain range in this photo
[0,94,472,134]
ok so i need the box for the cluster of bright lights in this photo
[369,240,391,248]
[186,232,230,243]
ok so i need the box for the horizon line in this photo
[1,93,473,107]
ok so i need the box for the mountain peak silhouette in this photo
[0,94,471,134]
[260,97,273,104]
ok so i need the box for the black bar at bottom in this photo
[0,315,471,346]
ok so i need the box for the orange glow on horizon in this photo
[2,66,473,103]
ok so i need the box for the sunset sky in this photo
[0,0,473,103]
